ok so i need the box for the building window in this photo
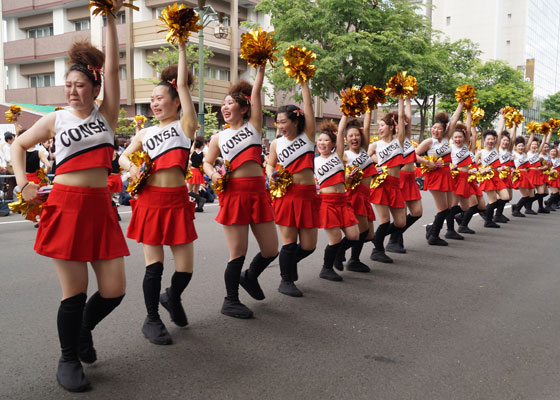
[74,19,90,31]
[200,66,230,81]
[446,16,451,26]
[29,73,55,88]
[119,65,127,80]
[27,26,54,38]
[102,13,125,26]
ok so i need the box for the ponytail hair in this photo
[319,119,337,143]
[67,41,105,87]
[228,80,253,120]
[276,105,305,133]
[434,112,449,132]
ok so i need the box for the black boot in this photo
[112,200,121,221]
[458,205,478,234]
[494,199,510,222]
[278,243,302,297]
[142,262,172,344]
[57,293,90,392]
[79,292,124,364]
[239,252,277,300]
[370,222,393,263]
[445,205,464,240]
[160,271,192,327]
[537,193,550,213]
[293,245,314,282]
[346,231,371,272]
[222,256,253,318]
[484,202,500,228]
[189,191,205,212]
[512,197,528,217]
[333,237,352,271]
[320,243,343,281]
[525,196,537,215]
[428,210,449,246]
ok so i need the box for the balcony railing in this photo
[4,31,90,63]
[2,0,77,15]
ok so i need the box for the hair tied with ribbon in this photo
[87,65,104,81]
[294,108,304,117]
[167,79,178,90]
[243,94,252,104]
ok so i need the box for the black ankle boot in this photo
[333,238,352,271]
[371,222,393,262]
[222,256,253,318]
[239,252,278,300]
[319,243,343,281]
[278,243,302,297]
[160,271,192,327]
[142,262,172,344]
[346,231,370,272]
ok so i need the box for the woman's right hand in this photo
[22,182,40,203]
[427,161,436,170]
[129,164,139,180]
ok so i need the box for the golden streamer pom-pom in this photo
[269,165,293,198]
[385,71,418,99]
[158,3,201,44]
[5,105,22,122]
[499,166,510,180]
[211,161,232,194]
[548,118,560,132]
[89,0,138,17]
[511,169,521,183]
[240,28,278,69]
[370,166,388,189]
[362,85,386,111]
[451,168,459,179]
[369,136,379,144]
[420,155,444,174]
[468,170,477,183]
[467,106,485,126]
[540,121,551,135]
[476,167,494,183]
[345,165,364,190]
[339,86,368,118]
[455,85,477,109]
[548,170,558,181]
[8,168,51,222]
[283,45,317,84]
[526,121,541,134]
[185,169,193,180]
[502,106,524,129]
[134,115,147,129]
[126,151,154,196]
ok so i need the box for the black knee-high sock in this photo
[389,214,421,246]
[495,199,507,216]
[279,243,297,282]
[323,242,342,269]
[552,193,560,206]
[247,252,278,280]
[537,193,545,209]
[58,293,87,361]
[404,214,421,232]
[446,205,463,231]
[143,262,163,320]
[460,205,478,227]
[486,201,497,221]
[293,245,315,282]
[224,256,245,301]
[335,237,353,261]
[525,196,536,211]
[373,222,391,251]
[350,231,369,261]
[81,291,124,333]
[515,196,528,210]
[169,271,193,300]
[431,209,449,237]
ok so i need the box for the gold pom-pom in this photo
[134,115,147,129]
[451,168,459,179]
[502,106,524,128]
[345,165,364,190]
[5,105,22,122]
[269,165,293,198]
[8,168,50,222]
[211,161,232,194]
[540,121,551,135]
[468,168,478,183]
[370,166,388,189]
[420,155,444,174]
[126,151,154,196]
[499,167,510,180]
[89,0,138,17]
[369,136,379,144]
[158,3,201,44]
[385,71,418,99]
[339,86,368,118]
[477,167,495,183]
[548,118,560,132]
[283,45,317,84]
[410,139,418,148]
[240,28,278,69]
[455,85,477,109]
[511,169,521,182]
[469,106,485,126]
[526,121,541,134]
[361,85,386,111]
[548,170,558,181]
[185,169,193,180]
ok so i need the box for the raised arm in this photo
[526,132,535,152]
[301,80,316,142]
[446,101,464,140]
[509,124,517,152]
[248,64,265,133]
[98,0,123,130]
[397,97,405,146]
[362,111,371,150]
[335,116,346,159]
[496,113,505,150]
[177,42,197,139]
[404,96,412,139]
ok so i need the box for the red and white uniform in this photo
[451,143,473,198]
[527,151,545,186]
[35,108,129,261]
[346,149,376,221]
[371,138,404,208]
[399,138,421,202]
[512,151,534,189]
[187,150,205,185]
[550,157,560,188]
[479,148,501,191]
[127,120,197,245]
[219,121,262,169]
[423,138,452,191]
[273,133,319,228]
[315,152,345,190]
[498,148,514,189]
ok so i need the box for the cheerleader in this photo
[546,146,560,209]
[526,133,552,214]
[415,102,463,246]
[386,97,423,253]
[266,80,317,297]
[9,3,128,391]
[121,42,197,343]
[314,119,359,281]
[539,142,554,212]
[203,65,278,317]
[473,128,512,228]
[187,136,206,212]
[108,139,123,221]
[511,135,536,216]
[367,97,407,263]
[493,117,517,222]
[334,113,376,272]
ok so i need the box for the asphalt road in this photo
[1,192,559,400]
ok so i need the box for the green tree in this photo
[541,91,560,121]
[439,60,533,130]
[203,104,219,136]
[115,108,136,137]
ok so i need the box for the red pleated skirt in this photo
[26,172,41,185]
[498,172,513,189]
[347,183,375,221]
[452,171,472,199]
[318,192,358,229]
[273,183,320,229]
[128,185,197,245]
[35,183,129,261]
[513,170,534,190]
[549,176,560,188]
[370,175,405,208]
[216,176,274,226]
[479,173,501,192]
[528,169,545,186]
[399,170,422,201]
[423,166,453,192]
[107,174,123,194]
[187,168,205,185]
